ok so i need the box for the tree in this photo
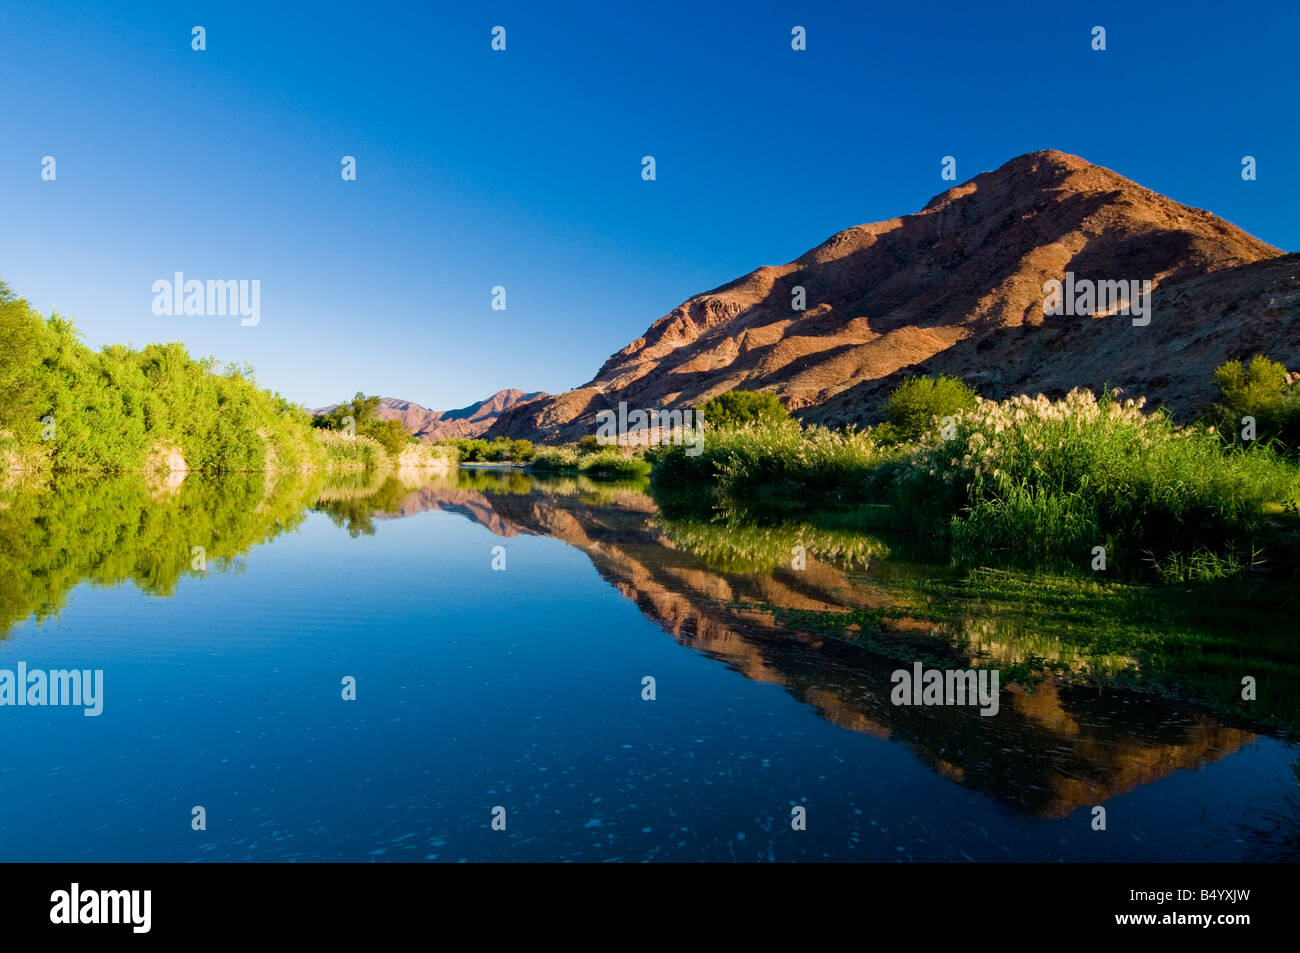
[880,375,978,443]
[1208,355,1300,449]
[0,282,46,442]
[362,418,411,455]
[314,392,383,431]
[696,390,791,429]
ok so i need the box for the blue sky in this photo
[1,0,1296,410]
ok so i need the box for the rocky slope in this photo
[487,149,1297,441]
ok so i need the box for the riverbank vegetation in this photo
[529,442,651,479]
[0,284,448,475]
[650,372,1300,582]
[438,435,535,464]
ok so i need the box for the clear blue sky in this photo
[2,0,1296,410]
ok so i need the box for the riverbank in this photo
[649,388,1300,583]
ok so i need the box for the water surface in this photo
[0,469,1295,861]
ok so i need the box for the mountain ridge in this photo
[313,388,547,442]
[486,149,1297,442]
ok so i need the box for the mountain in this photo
[315,389,547,442]
[487,149,1298,442]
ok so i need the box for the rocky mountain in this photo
[315,389,547,442]
[487,149,1298,442]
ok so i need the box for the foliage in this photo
[696,390,791,430]
[649,418,886,503]
[1205,355,1300,451]
[875,375,979,444]
[651,387,1300,581]
[440,436,534,463]
[1,293,324,473]
[530,443,651,479]
[313,393,416,454]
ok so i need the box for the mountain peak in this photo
[487,150,1292,443]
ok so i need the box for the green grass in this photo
[650,389,1300,581]
[530,444,651,479]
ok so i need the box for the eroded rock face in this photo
[487,149,1295,442]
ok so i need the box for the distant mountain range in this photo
[482,149,1298,442]
[313,389,547,442]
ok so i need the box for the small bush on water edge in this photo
[649,419,889,504]
[531,444,650,479]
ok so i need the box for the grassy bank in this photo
[529,443,652,479]
[650,388,1300,580]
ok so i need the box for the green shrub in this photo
[440,435,533,463]
[360,418,412,455]
[900,389,1298,575]
[5,298,323,473]
[1206,355,1300,451]
[649,418,886,503]
[648,387,1300,581]
[880,375,978,444]
[577,448,651,479]
[529,443,649,478]
[696,390,791,430]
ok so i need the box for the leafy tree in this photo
[879,375,978,443]
[1208,355,1300,450]
[696,390,791,429]
[0,282,45,442]
[441,436,536,463]
[314,392,382,431]
[362,418,412,455]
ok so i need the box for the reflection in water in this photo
[355,470,1278,821]
[0,470,317,634]
[1,467,1295,838]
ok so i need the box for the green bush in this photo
[895,389,1298,575]
[649,418,886,503]
[879,375,978,444]
[529,443,649,478]
[1206,355,1300,451]
[648,387,1300,581]
[440,436,533,463]
[696,390,791,430]
[3,291,323,473]
[361,418,412,455]
[577,447,651,479]
[529,445,581,471]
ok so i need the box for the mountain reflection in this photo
[370,470,1264,820]
[0,467,1284,821]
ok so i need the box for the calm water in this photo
[0,469,1295,861]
